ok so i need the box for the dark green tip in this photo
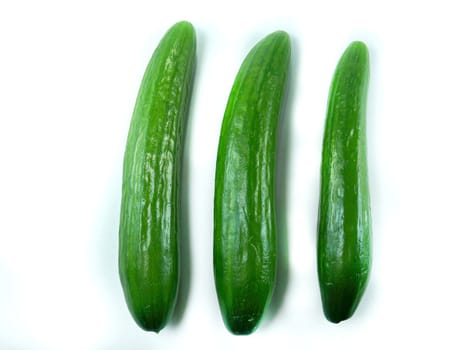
[321,283,363,323]
[171,20,194,32]
[225,315,260,335]
[262,30,291,49]
[339,41,369,68]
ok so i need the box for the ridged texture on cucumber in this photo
[119,21,196,333]
[214,31,291,335]
[317,41,371,323]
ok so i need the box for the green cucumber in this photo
[317,41,372,323]
[118,21,196,333]
[214,31,291,335]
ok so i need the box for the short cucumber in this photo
[118,21,196,333]
[317,41,372,323]
[214,31,291,335]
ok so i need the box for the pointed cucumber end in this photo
[225,317,260,336]
[265,30,291,46]
[172,20,195,32]
[342,41,369,65]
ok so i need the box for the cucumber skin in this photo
[214,31,291,335]
[118,21,196,333]
[317,41,371,323]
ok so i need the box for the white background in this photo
[1,0,466,349]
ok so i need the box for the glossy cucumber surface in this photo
[214,31,291,335]
[317,41,371,323]
[119,21,196,333]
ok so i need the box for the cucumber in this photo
[317,41,372,323]
[118,21,196,333]
[213,31,291,335]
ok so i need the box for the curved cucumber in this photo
[119,21,196,333]
[317,41,371,323]
[214,31,291,335]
